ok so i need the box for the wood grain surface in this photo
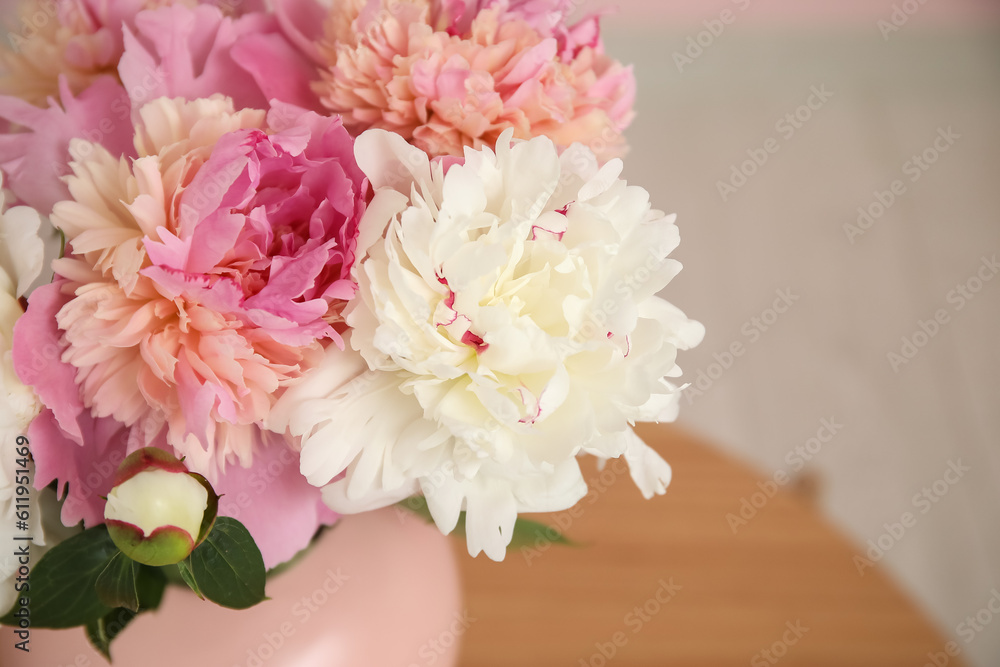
[456,424,962,666]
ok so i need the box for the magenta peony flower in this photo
[15,96,367,474]
[296,0,635,160]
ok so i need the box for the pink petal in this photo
[230,33,322,112]
[13,281,84,439]
[29,409,134,528]
[209,431,339,569]
[0,77,132,213]
[120,5,282,114]
[272,0,331,65]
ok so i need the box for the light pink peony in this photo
[305,0,635,159]
[0,1,316,214]
[0,0,260,108]
[15,279,339,568]
[120,3,321,116]
[0,76,133,212]
[19,96,367,474]
[0,0,146,107]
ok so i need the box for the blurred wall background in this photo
[598,0,1000,665]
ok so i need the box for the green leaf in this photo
[135,565,167,611]
[175,559,203,600]
[95,551,169,613]
[398,496,577,551]
[87,564,165,660]
[1,526,118,628]
[506,516,577,549]
[185,517,266,610]
[95,553,140,612]
[86,607,138,662]
[187,472,219,546]
[399,496,436,525]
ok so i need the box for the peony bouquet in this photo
[0,0,703,659]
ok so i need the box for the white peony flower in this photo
[268,129,704,560]
[0,172,52,613]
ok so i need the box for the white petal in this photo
[464,478,518,561]
[265,344,368,436]
[105,470,208,539]
[321,477,418,514]
[578,158,624,202]
[0,179,48,297]
[356,189,409,260]
[512,458,588,513]
[354,129,431,193]
[621,429,673,499]
[420,471,465,535]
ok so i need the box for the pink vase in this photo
[1,508,463,667]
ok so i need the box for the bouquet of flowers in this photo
[0,0,703,659]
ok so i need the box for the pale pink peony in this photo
[0,0,260,108]
[120,3,321,115]
[0,0,145,107]
[0,1,315,214]
[307,0,635,160]
[0,76,133,212]
[23,96,366,474]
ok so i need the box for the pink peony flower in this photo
[19,96,366,474]
[305,0,635,160]
[0,1,316,214]
[0,0,260,108]
[0,76,134,212]
[0,0,145,108]
[120,3,321,116]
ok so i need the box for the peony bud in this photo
[104,448,218,566]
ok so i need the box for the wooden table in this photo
[456,424,961,666]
